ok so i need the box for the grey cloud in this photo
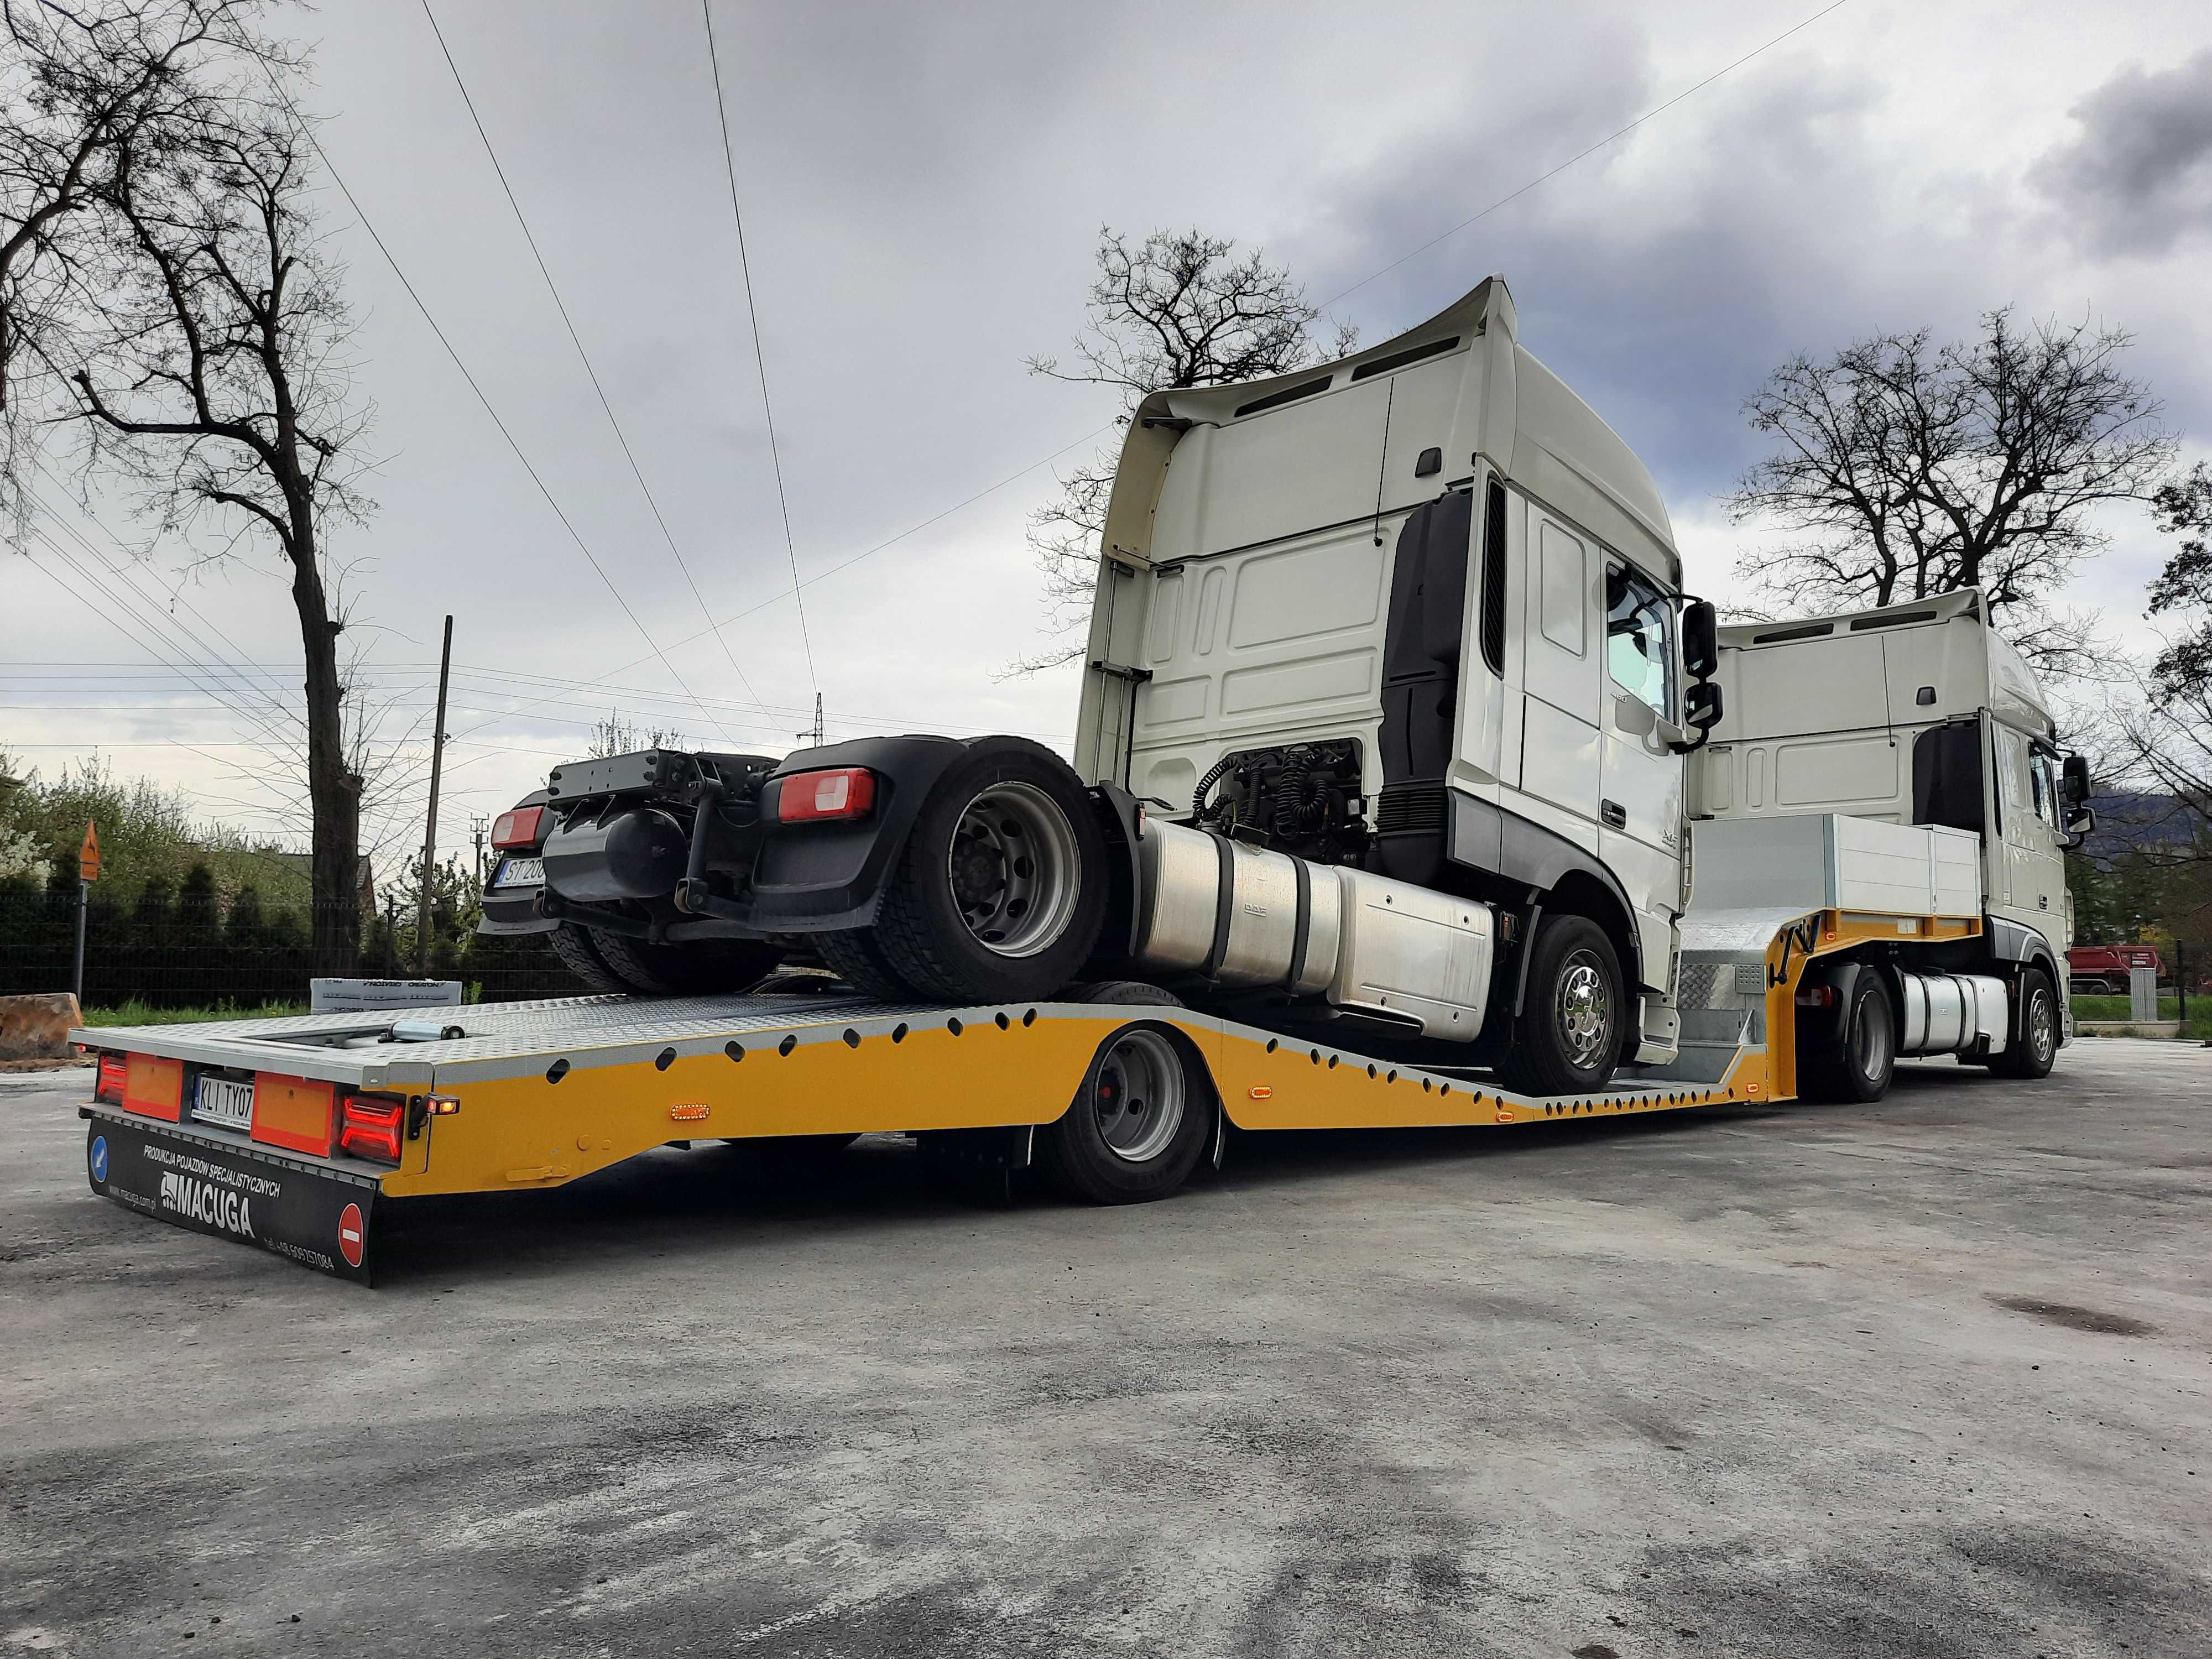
[2033,48,2212,255]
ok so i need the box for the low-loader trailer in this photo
[73,274,2092,1280]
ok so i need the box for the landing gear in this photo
[1500,915,1624,1096]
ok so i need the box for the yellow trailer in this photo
[72,903,1983,1283]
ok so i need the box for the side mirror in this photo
[2062,752,2091,807]
[1671,681,1724,753]
[1682,598,1719,680]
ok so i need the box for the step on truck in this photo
[75,274,2093,1279]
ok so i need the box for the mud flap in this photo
[84,1109,380,1285]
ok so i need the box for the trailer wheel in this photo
[547,922,631,994]
[1500,916,1624,1096]
[864,738,1108,1004]
[588,929,784,998]
[1988,967,2058,1080]
[1037,1023,1211,1203]
[1799,975,1895,1103]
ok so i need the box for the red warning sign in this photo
[337,1202,366,1269]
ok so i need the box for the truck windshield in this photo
[1606,563,1676,719]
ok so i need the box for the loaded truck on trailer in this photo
[74,275,2095,1280]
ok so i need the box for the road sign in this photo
[79,822,100,883]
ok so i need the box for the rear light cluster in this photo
[339,1093,405,1164]
[94,1053,127,1104]
[490,805,545,849]
[778,766,876,824]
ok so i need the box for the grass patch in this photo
[81,999,308,1027]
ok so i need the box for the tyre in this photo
[862,738,1109,1004]
[1068,980,1185,1007]
[1037,1023,1211,1203]
[547,922,630,994]
[1799,974,1896,1103]
[588,928,784,998]
[816,928,912,1000]
[1989,966,2059,1080]
[1500,915,1624,1096]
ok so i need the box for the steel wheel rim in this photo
[947,781,1082,958]
[1851,994,1887,1078]
[1089,1029,1186,1163]
[2028,986,2056,1065]
[1555,950,1612,1070]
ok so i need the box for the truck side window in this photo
[1997,727,2031,830]
[2030,748,2059,830]
[1605,561,1675,718]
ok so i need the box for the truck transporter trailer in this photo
[74,276,2091,1281]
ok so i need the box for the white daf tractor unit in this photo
[478,275,2091,1103]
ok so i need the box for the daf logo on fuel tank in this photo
[159,1170,255,1238]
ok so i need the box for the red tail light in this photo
[491,806,546,849]
[778,767,875,823]
[95,1053,127,1104]
[338,1093,404,1164]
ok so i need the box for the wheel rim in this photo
[1851,994,1888,1079]
[1554,950,1612,1071]
[947,781,1082,958]
[2028,987,2056,1065]
[1088,1029,1186,1164]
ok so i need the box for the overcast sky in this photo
[7,0,2211,869]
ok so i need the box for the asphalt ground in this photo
[2,1038,2208,1658]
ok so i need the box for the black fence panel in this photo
[0,883,575,1009]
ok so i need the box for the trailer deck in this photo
[71,906,1979,1281]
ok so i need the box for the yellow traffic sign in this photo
[80,821,100,883]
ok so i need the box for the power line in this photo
[701,0,815,692]
[416,0,764,711]
[253,57,743,749]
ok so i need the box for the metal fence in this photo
[0,883,573,1009]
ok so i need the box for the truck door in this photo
[1601,560,1686,988]
[1518,510,1601,837]
[1992,723,2067,954]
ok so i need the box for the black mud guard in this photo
[476,785,556,936]
[749,735,971,931]
[84,1109,381,1284]
[1797,958,1872,1054]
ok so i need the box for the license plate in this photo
[192,1075,255,1131]
[493,855,544,888]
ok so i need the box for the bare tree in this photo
[0,5,376,969]
[1727,311,2176,679]
[586,709,690,759]
[1012,227,1355,671]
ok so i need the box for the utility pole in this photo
[74,822,100,1004]
[416,614,453,977]
[796,692,824,747]
[470,816,489,888]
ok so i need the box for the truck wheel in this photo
[1799,975,1895,1103]
[547,922,630,994]
[866,738,1108,1004]
[816,929,910,1000]
[1500,916,1623,1097]
[1037,1024,1211,1203]
[588,928,784,998]
[1989,967,2059,1080]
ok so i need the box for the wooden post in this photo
[416,615,453,977]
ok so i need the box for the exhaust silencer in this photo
[541,807,691,902]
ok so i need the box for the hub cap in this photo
[947,781,1081,958]
[2027,985,2056,1066]
[1554,950,1612,1071]
[1088,1029,1186,1164]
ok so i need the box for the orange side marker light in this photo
[669,1103,711,1123]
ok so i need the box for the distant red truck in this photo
[2067,943,2162,994]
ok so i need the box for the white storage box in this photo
[1688,815,1981,919]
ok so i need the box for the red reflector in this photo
[1795,984,1839,1008]
[491,805,546,849]
[778,767,876,823]
[95,1053,127,1104]
[339,1093,405,1164]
